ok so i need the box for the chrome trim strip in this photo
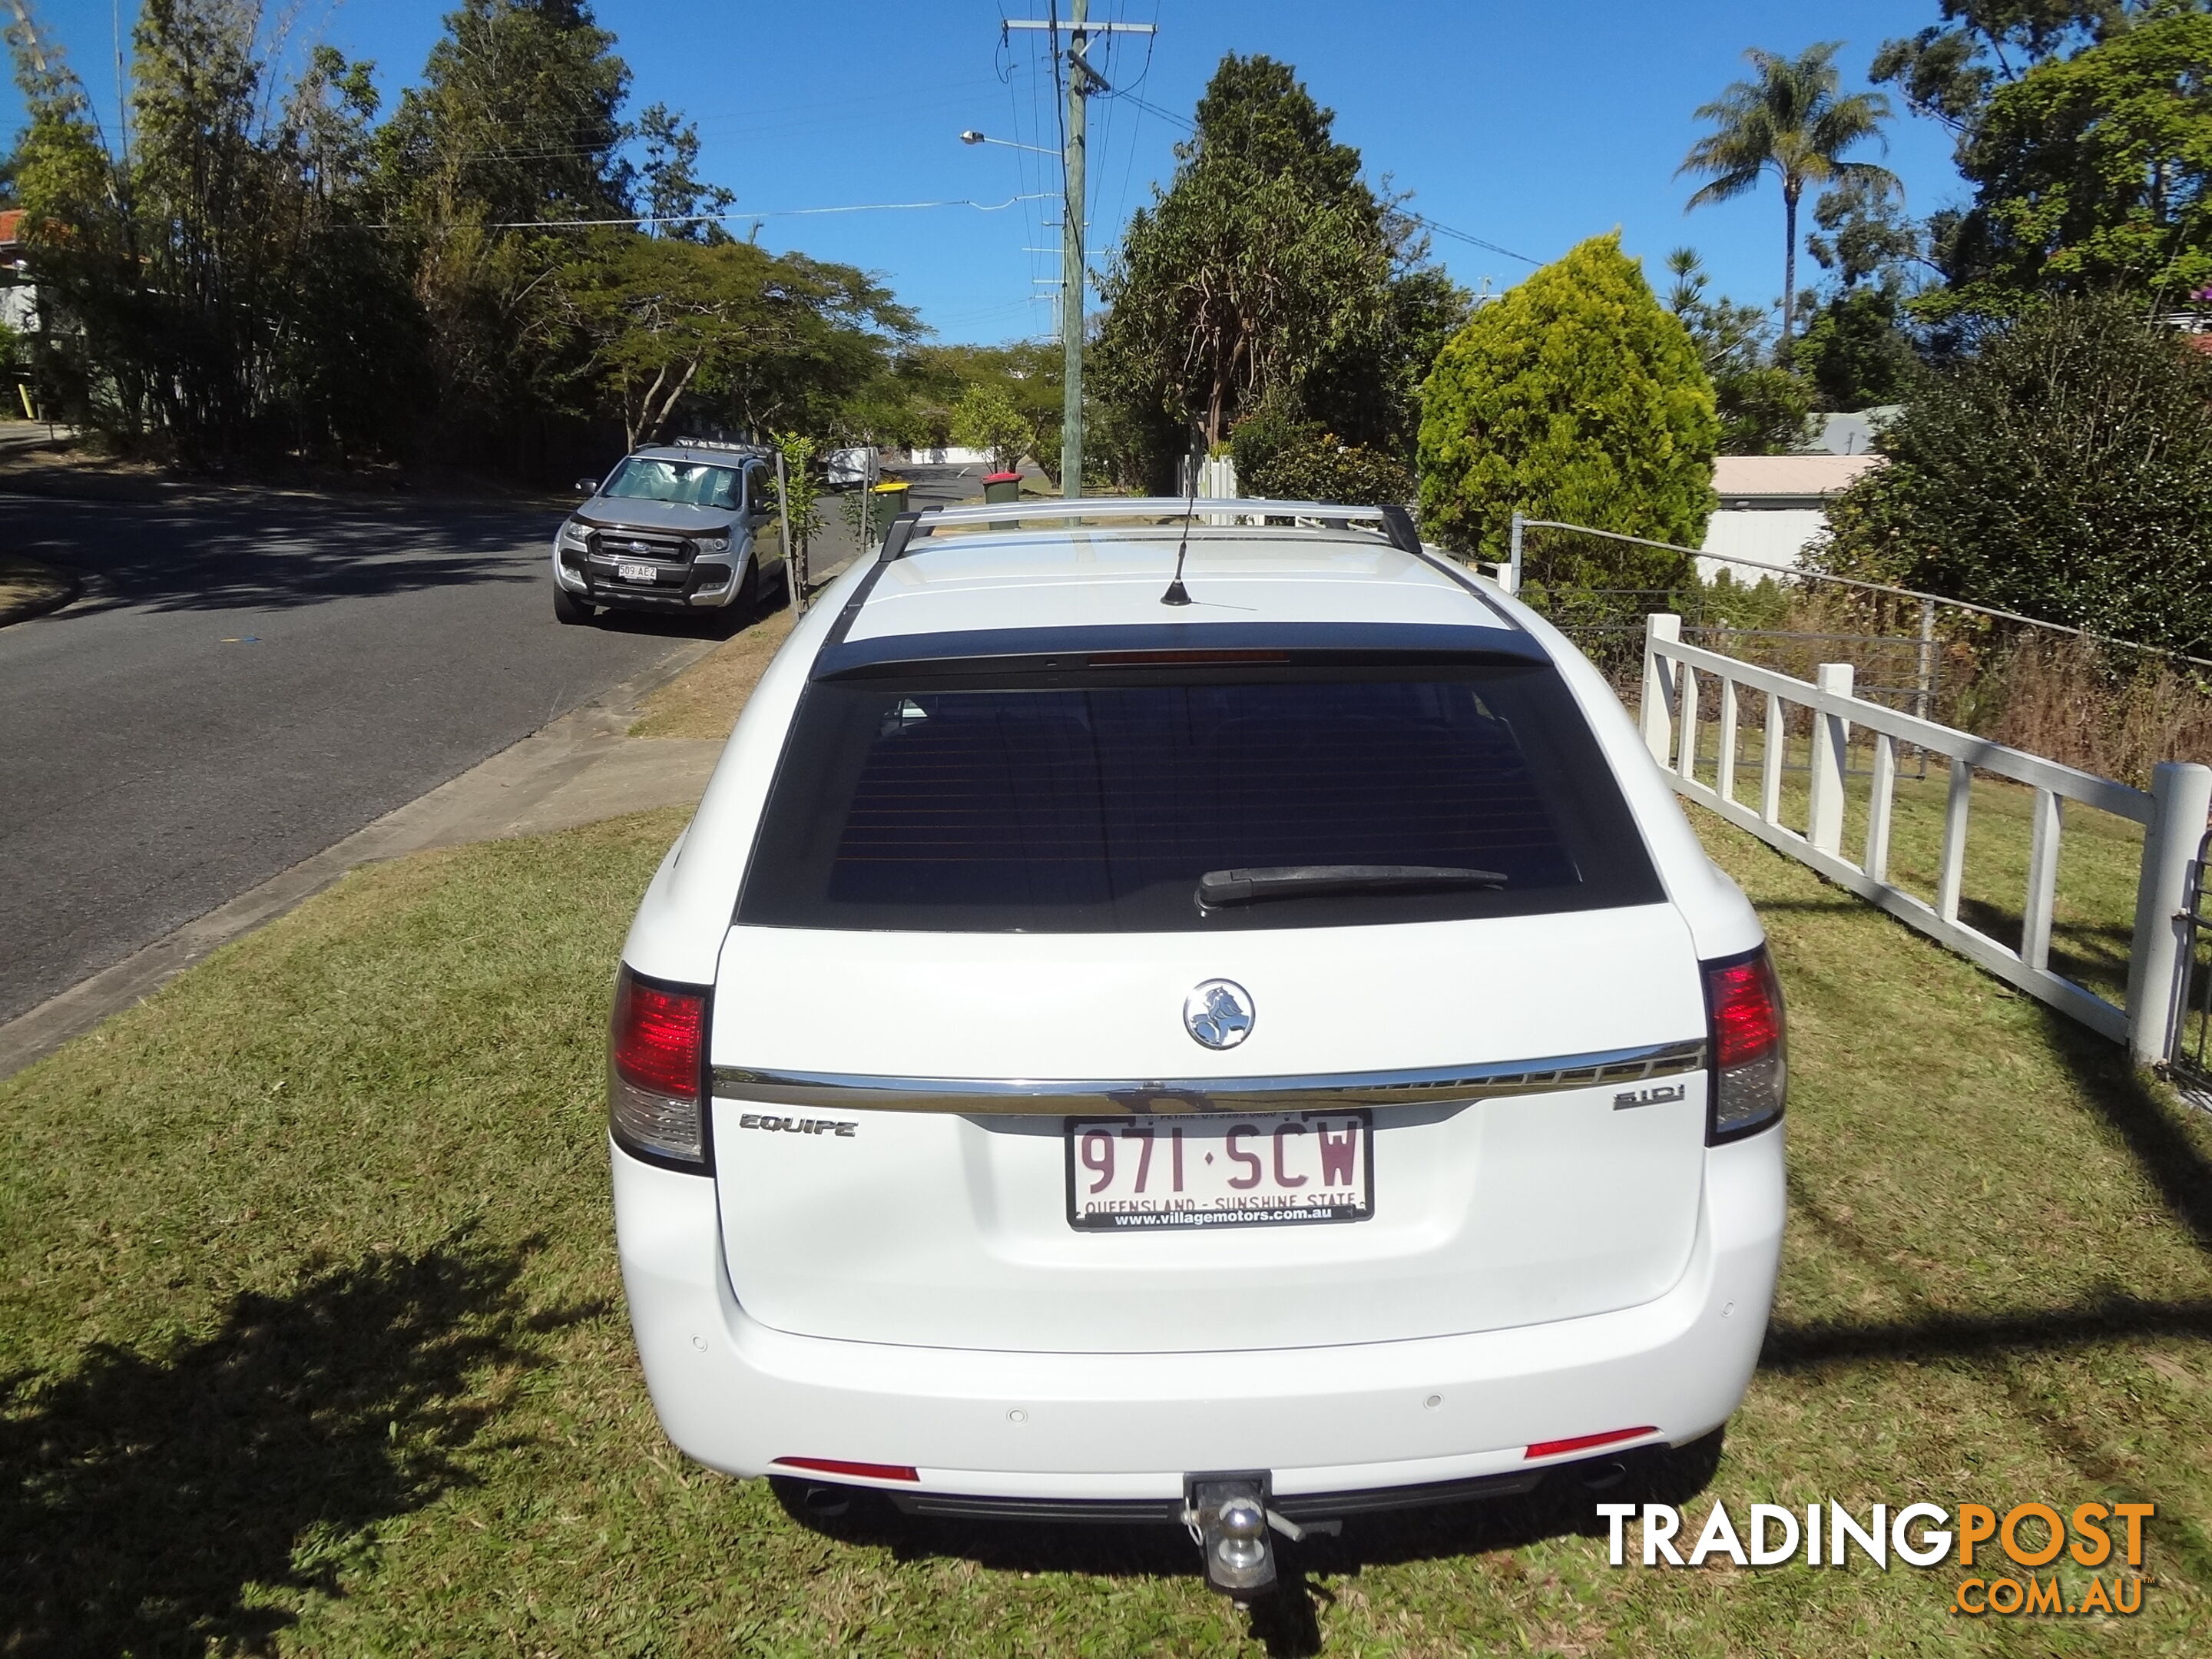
[710,1039,1706,1118]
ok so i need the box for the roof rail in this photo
[657,435,773,456]
[886,496,1425,557]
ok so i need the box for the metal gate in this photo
[2168,829,2212,1097]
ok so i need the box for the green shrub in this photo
[1416,233,1718,584]
[1229,405,1413,504]
[1815,293,2212,655]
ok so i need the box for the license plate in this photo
[1065,1111,1372,1231]
[617,561,657,583]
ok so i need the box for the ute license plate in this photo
[1065,1111,1372,1231]
[617,561,657,583]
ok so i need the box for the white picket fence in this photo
[1640,614,2212,1062]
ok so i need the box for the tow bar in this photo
[1182,1471,1339,1600]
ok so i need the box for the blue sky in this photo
[5,1,1966,343]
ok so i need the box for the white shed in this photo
[1700,453,1883,582]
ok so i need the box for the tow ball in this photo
[1182,1472,1337,1599]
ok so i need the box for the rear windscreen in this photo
[737,664,1663,932]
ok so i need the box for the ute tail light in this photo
[1703,947,1786,1144]
[609,965,709,1167]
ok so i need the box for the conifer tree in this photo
[1416,233,1719,581]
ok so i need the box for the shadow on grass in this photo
[2030,1004,2212,1254]
[1764,1294,2212,1369]
[773,1435,1726,1659]
[0,1230,596,1657]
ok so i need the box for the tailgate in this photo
[710,906,1710,1353]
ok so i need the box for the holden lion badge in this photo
[1184,979,1255,1050]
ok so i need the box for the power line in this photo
[370,192,1056,233]
[1400,213,1541,267]
[1106,89,1542,269]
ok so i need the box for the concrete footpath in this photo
[0,640,727,1081]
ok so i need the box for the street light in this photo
[961,123,1086,498]
[959,129,1061,158]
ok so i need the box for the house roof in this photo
[0,209,23,248]
[1713,453,1883,499]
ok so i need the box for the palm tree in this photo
[1678,43,1896,345]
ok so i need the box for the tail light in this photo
[1703,947,1786,1143]
[609,965,709,1167]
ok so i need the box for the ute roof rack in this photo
[879,497,1424,561]
[652,435,773,457]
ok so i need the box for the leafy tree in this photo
[949,382,1032,472]
[636,101,733,240]
[271,50,434,459]
[772,430,822,572]
[1948,9,2212,303]
[1806,171,1925,291]
[1869,5,2212,308]
[7,2,424,458]
[1873,2,2127,135]
[1092,52,1465,490]
[5,5,132,427]
[707,250,916,438]
[1416,233,1720,579]
[1229,399,1412,503]
[549,230,916,445]
[1714,365,1816,452]
[1815,290,2212,652]
[1680,42,1899,342]
[549,233,739,448]
[1791,171,1926,409]
[0,0,915,475]
[1794,287,1919,409]
[379,0,635,461]
[1665,247,1813,449]
[873,341,1065,461]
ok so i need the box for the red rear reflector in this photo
[1525,1426,1657,1460]
[611,970,705,1098]
[773,1457,921,1482]
[1706,953,1783,1068]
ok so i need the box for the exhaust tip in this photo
[1578,1459,1631,1492]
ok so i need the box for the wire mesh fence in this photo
[1495,518,2212,791]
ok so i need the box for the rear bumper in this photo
[612,1124,1783,1509]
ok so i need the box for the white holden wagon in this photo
[607,498,1786,1595]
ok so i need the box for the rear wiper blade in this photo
[1197,864,1508,907]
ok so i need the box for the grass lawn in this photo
[0,549,75,623]
[5,803,2212,1654]
[627,603,797,741]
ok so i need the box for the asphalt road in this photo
[0,490,710,1025]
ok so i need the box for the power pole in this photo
[1005,10,1154,499]
[113,0,128,172]
[1060,0,1088,499]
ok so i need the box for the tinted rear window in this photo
[738,664,1662,932]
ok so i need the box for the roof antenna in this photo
[1161,422,1204,607]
